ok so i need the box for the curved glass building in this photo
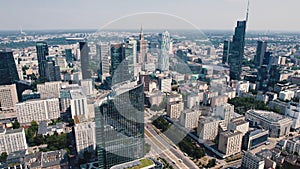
[95,81,144,169]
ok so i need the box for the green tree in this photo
[12,121,20,129]
[0,152,8,163]
[205,159,216,168]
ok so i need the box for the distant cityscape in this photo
[2,2,300,169]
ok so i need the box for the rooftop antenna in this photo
[246,0,250,22]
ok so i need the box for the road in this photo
[220,160,242,169]
[145,124,199,169]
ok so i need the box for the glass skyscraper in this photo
[229,20,247,80]
[0,49,19,85]
[222,40,231,64]
[254,41,267,67]
[36,41,49,82]
[95,81,144,169]
[79,41,91,79]
[125,38,137,80]
[158,31,171,72]
[97,43,110,82]
[110,43,130,85]
[45,58,61,82]
[65,49,73,63]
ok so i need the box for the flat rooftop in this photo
[220,130,242,137]
[248,110,286,122]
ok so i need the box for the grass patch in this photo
[127,159,154,169]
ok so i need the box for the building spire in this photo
[246,0,250,22]
[139,24,144,40]
[140,24,143,34]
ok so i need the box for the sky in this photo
[1,0,300,31]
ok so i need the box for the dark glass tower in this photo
[110,43,130,84]
[95,81,144,169]
[254,41,267,67]
[45,59,61,82]
[263,51,273,66]
[36,41,49,82]
[97,43,110,82]
[228,20,247,80]
[79,42,91,79]
[111,43,125,75]
[222,40,231,64]
[65,49,73,63]
[0,49,19,85]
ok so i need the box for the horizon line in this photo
[0,28,300,33]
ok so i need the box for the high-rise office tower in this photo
[97,43,110,82]
[79,42,91,79]
[137,26,148,63]
[228,1,249,80]
[36,41,49,82]
[0,49,19,85]
[158,31,171,72]
[65,49,73,63]
[263,51,273,67]
[125,38,137,79]
[222,40,231,64]
[96,81,144,169]
[45,59,61,82]
[228,20,247,80]
[111,43,125,75]
[254,41,268,67]
[110,43,130,84]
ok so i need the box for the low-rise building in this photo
[211,95,228,107]
[179,109,201,129]
[0,128,27,154]
[37,121,66,136]
[146,91,164,107]
[70,89,89,119]
[246,110,293,138]
[218,130,243,156]
[74,121,96,158]
[37,81,61,99]
[241,151,265,169]
[268,100,288,114]
[197,117,219,141]
[242,129,269,151]
[256,149,277,169]
[213,103,235,129]
[0,84,19,120]
[166,101,184,119]
[279,90,294,101]
[228,117,249,136]
[285,102,300,130]
[236,81,249,96]
[16,98,60,124]
[159,77,172,93]
[24,149,69,169]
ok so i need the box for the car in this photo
[178,159,183,163]
[265,141,270,145]
[183,153,188,156]
[171,160,176,164]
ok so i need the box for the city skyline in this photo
[1,0,300,31]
